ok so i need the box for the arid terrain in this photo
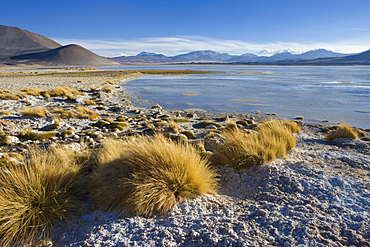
[0,69,369,246]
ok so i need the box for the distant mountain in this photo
[228,49,348,63]
[292,49,346,60]
[10,44,119,66]
[112,49,348,64]
[111,51,171,64]
[0,25,119,66]
[170,50,233,62]
[226,53,259,63]
[292,49,370,65]
[0,25,61,59]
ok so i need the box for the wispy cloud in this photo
[53,36,370,57]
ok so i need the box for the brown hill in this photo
[0,25,61,59]
[10,44,119,66]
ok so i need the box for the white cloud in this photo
[53,36,370,57]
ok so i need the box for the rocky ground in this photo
[0,70,369,246]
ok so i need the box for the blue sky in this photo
[1,0,370,57]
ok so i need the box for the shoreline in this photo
[0,69,369,246]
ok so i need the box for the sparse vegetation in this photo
[212,119,297,169]
[0,147,82,246]
[18,128,58,140]
[326,123,359,142]
[83,98,97,106]
[47,86,82,98]
[89,134,218,217]
[20,107,49,117]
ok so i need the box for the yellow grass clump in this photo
[326,123,359,142]
[0,147,82,246]
[212,119,297,169]
[53,106,99,120]
[47,86,82,98]
[18,128,58,140]
[89,135,218,217]
[20,107,50,118]
[21,87,45,96]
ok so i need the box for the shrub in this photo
[89,135,218,217]
[20,108,49,118]
[326,123,359,142]
[0,147,81,246]
[212,119,297,169]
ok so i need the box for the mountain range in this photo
[111,49,368,64]
[1,25,370,66]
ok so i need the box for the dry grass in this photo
[83,98,97,106]
[212,119,297,169]
[20,107,50,118]
[47,86,82,98]
[101,85,112,93]
[281,120,301,133]
[0,110,10,115]
[167,119,180,134]
[54,106,99,120]
[21,87,45,96]
[89,135,218,217]
[326,123,359,142]
[18,128,58,140]
[0,147,82,246]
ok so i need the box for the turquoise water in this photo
[104,65,370,128]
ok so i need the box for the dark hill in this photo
[11,44,119,66]
[0,25,61,59]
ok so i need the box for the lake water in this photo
[104,65,370,128]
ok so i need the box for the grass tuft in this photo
[326,123,359,142]
[212,119,297,169]
[90,135,218,217]
[20,108,49,118]
[0,147,82,246]
[18,128,58,140]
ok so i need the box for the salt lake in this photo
[105,65,370,128]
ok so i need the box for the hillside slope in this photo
[0,25,61,59]
[10,44,119,66]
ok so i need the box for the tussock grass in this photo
[54,106,99,120]
[212,119,297,169]
[281,120,301,133]
[18,128,58,140]
[21,87,45,96]
[326,123,359,141]
[0,110,10,115]
[47,86,82,98]
[101,85,112,93]
[0,147,81,246]
[0,91,23,100]
[83,98,97,106]
[167,119,180,134]
[0,153,24,168]
[20,107,49,118]
[90,135,218,217]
